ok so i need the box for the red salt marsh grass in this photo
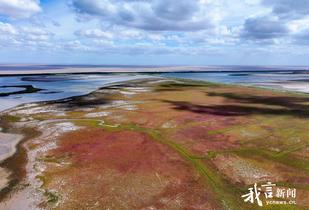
[54,129,186,173]
[41,128,221,209]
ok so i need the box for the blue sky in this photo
[0,0,309,65]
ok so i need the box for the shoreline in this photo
[1,72,309,113]
[162,76,309,95]
[0,65,309,76]
[0,74,157,112]
[2,75,308,114]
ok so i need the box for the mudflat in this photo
[0,132,23,162]
[0,78,308,210]
[0,132,23,192]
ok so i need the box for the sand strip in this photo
[0,132,23,163]
[0,132,23,191]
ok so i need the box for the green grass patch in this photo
[45,189,60,205]
[233,148,309,172]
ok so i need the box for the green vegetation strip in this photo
[233,148,309,172]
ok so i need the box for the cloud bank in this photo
[0,0,41,18]
[1,0,309,64]
[71,0,213,31]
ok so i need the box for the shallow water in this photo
[0,74,152,111]
[160,71,309,84]
[160,71,309,93]
[1,70,309,112]
[0,87,25,93]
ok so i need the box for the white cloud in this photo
[64,40,92,51]
[0,21,53,49]
[0,0,41,18]
[2,0,309,64]
[288,18,309,33]
[75,28,114,39]
[75,27,160,42]
[0,22,17,34]
[71,0,214,31]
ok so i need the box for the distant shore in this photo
[1,64,309,75]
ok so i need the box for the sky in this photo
[0,0,309,65]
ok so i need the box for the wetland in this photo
[0,75,308,209]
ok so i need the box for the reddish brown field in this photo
[40,129,220,209]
